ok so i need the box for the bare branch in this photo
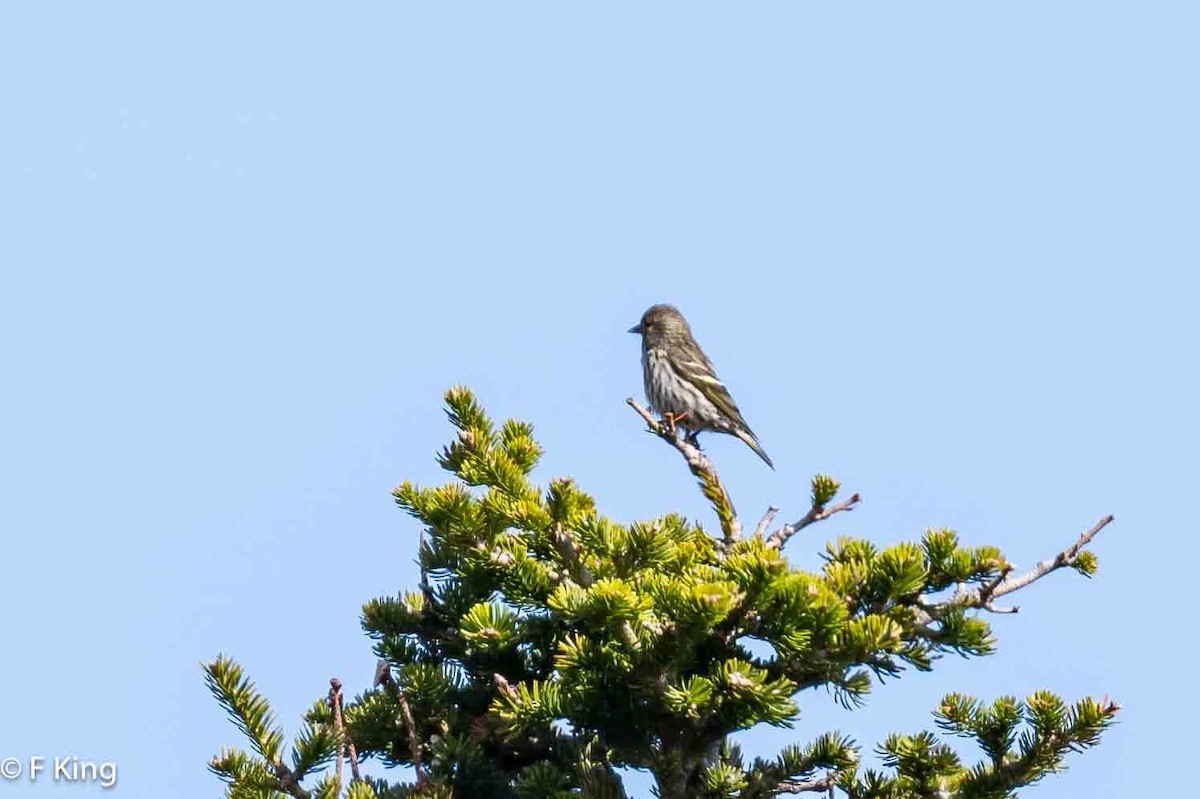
[374,659,427,785]
[395,691,423,783]
[328,678,361,786]
[767,494,862,550]
[775,773,836,794]
[329,679,344,788]
[978,564,1014,604]
[953,515,1114,610]
[271,765,311,799]
[627,397,742,546]
[754,506,780,538]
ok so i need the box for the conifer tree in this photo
[206,387,1118,799]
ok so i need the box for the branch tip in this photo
[754,506,781,538]
[767,491,862,550]
[948,514,1115,613]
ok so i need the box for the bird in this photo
[628,303,774,468]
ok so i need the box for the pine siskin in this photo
[628,304,774,469]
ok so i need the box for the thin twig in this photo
[342,688,362,781]
[627,397,742,546]
[956,564,1019,612]
[328,676,343,782]
[396,691,423,784]
[329,679,344,788]
[275,767,311,799]
[767,494,862,550]
[954,515,1115,609]
[375,660,426,785]
[754,506,780,538]
[979,564,1014,603]
[775,772,837,794]
[328,679,361,785]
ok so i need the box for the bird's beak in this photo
[627,324,642,334]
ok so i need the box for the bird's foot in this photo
[661,411,690,435]
[684,430,703,450]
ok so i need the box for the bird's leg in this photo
[684,430,703,450]
[662,411,690,435]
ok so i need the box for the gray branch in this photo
[328,677,361,786]
[374,660,427,785]
[754,506,780,538]
[775,773,836,794]
[766,494,862,550]
[953,514,1114,611]
[912,515,1116,622]
[627,397,742,547]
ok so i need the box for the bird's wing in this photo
[668,345,756,433]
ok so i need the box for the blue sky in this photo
[1,3,1196,796]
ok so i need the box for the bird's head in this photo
[628,304,691,344]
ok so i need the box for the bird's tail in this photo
[736,428,774,470]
